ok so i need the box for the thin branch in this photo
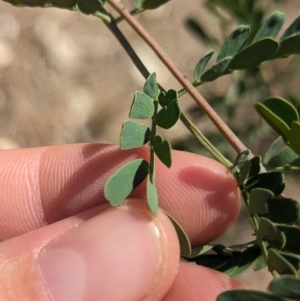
[107,0,249,154]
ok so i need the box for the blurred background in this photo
[0,0,299,290]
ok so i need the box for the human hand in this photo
[0,144,247,301]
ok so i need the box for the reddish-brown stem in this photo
[107,0,249,154]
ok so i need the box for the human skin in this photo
[0,144,248,301]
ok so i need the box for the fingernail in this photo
[38,205,162,301]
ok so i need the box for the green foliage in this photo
[269,275,300,300]
[120,120,151,149]
[129,92,155,119]
[105,73,180,216]
[152,135,172,168]
[193,51,214,83]
[217,290,286,301]
[104,159,149,205]
[2,1,300,300]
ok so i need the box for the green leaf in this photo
[193,51,214,83]
[254,103,291,141]
[217,26,249,62]
[252,253,267,271]
[280,16,300,40]
[269,275,300,300]
[237,160,252,185]
[158,89,177,107]
[143,73,159,99]
[277,224,300,254]
[257,218,285,249]
[248,156,261,177]
[129,92,154,119]
[49,0,77,8]
[120,120,151,150]
[229,38,278,70]
[264,137,284,165]
[152,135,172,168]
[191,253,232,270]
[263,97,299,127]
[13,0,45,5]
[227,246,262,278]
[252,11,285,44]
[155,100,180,129]
[104,159,149,206]
[201,57,232,82]
[164,210,191,257]
[233,149,251,167]
[133,0,143,9]
[270,34,300,59]
[142,0,170,10]
[245,172,285,196]
[217,290,287,301]
[266,146,299,168]
[78,0,105,14]
[267,248,298,276]
[279,251,300,273]
[186,245,215,259]
[248,188,274,214]
[259,197,300,224]
[147,176,158,216]
[290,157,300,167]
[288,121,300,156]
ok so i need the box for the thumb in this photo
[0,199,180,301]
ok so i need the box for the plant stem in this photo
[107,0,249,155]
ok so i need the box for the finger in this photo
[0,144,240,245]
[0,200,180,301]
[162,261,249,301]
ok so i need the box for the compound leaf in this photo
[229,38,278,70]
[120,120,151,150]
[193,50,214,82]
[152,135,172,168]
[104,159,149,206]
[252,11,285,44]
[269,275,300,300]
[217,26,249,62]
[155,100,180,129]
[144,73,159,99]
[129,91,154,119]
[147,176,158,216]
